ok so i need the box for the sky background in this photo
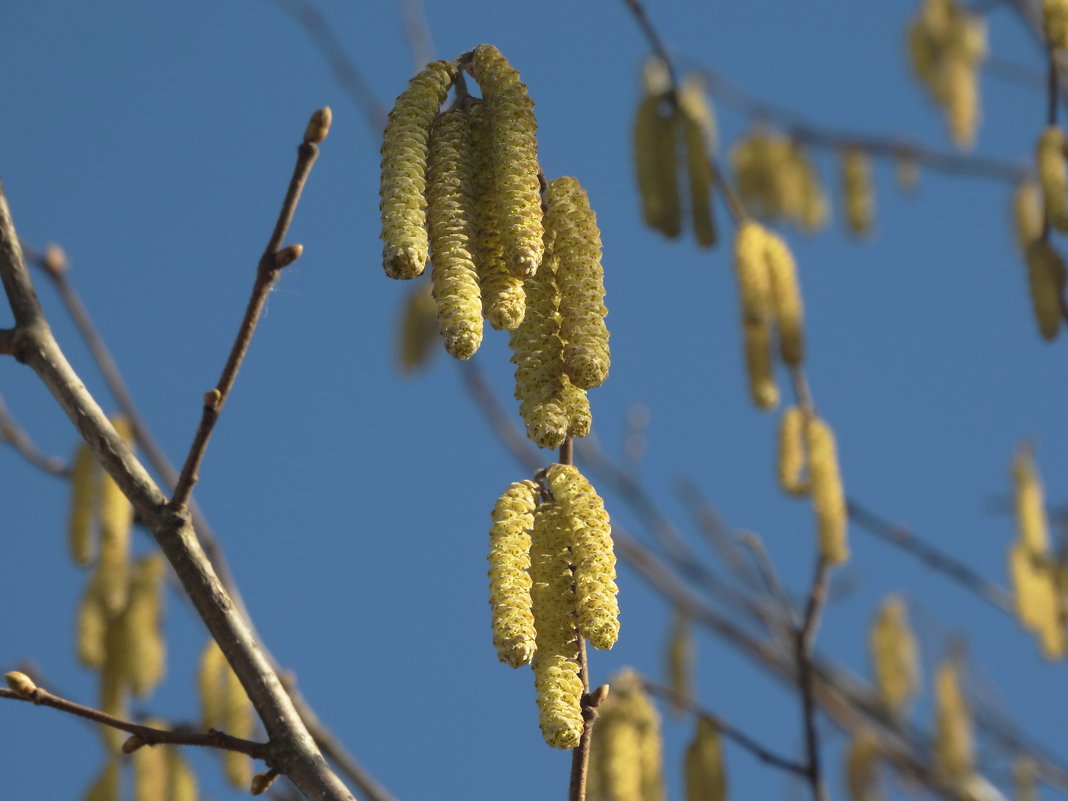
[1,1,1066,800]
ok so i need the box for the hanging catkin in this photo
[487,480,539,667]
[426,107,483,359]
[98,417,136,615]
[68,443,97,565]
[842,148,874,238]
[529,500,584,749]
[1045,0,1068,48]
[546,464,619,650]
[806,415,849,565]
[1013,179,1043,253]
[684,716,726,801]
[869,595,919,719]
[470,44,544,277]
[678,76,717,248]
[592,670,665,801]
[777,406,809,496]
[1037,126,1068,232]
[396,281,439,373]
[125,554,166,698]
[933,657,973,783]
[633,59,681,238]
[666,612,694,716]
[1022,240,1065,341]
[844,729,881,801]
[379,60,458,279]
[734,222,779,410]
[764,231,805,366]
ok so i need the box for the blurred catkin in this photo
[777,406,809,496]
[83,760,120,801]
[224,663,254,788]
[529,500,584,749]
[1012,179,1043,253]
[842,148,874,238]
[125,554,166,698]
[98,416,136,615]
[68,443,97,565]
[934,657,973,783]
[471,44,543,277]
[1037,126,1068,232]
[666,612,694,716]
[684,716,726,801]
[634,60,681,237]
[678,76,717,248]
[426,107,483,359]
[77,572,108,669]
[590,670,664,801]
[734,222,779,410]
[380,60,457,279]
[487,480,539,667]
[1022,240,1065,341]
[132,721,168,801]
[764,231,805,366]
[806,416,849,565]
[396,281,439,373]
[869,595,920,719]
[845,728,881,801]
[1045,0,1068,48]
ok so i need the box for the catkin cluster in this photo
[732,222,806,409]
[907,0,986,149]
[773,405,850,565]
[633,59,718,246]
[586,669,664,801]
[731,128,829,234]
[1007,446,1066,659]
[868,595,920,719]
[486,466,619,749]
[199,639,256,788]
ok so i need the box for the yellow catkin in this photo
[793,143,830,233]
[562,377,593,439]
[743,320,779,410]
[1045,0,1068,48]
[634,92,681,238]
[684,716,726,801]
[1013,446,1049,554]
[1023,240,1066,341]
[1014,755,1037,801]
[678,76,717,248]
[778,406,809,496]
[732,129,800,222]
[546,177,611,390]
[943,55,979,150]
[764,231,805,366]
[168,747,199,801]
[733,222,772,326]
[471,44,544,277]
[100,613,129,753]
[1036,126,1068,232]
[125,554,166,698]
[666,612,694,717]
[844,729,881,801]
[224,661,254,788]
[487,480,539,667]
[509,230,569,449]
[1009,543,1065,658]
[599,670,664,801]
[869,595,919,719]
[133,721,168,801]
[396,280,439,373]
[806,416,849,565]
[98,416,136,615]
[934,657,973,783]
[83,760,120,801]
[546,464,619,650]
[379,60,457,279]
[426,107,483,359]
[68,443,97,565]
[77,572,108,669]
[842,148,874,238]
[468,99,525,330]
[198,639,227,729]
[1013,179,1044,253]
[597,710,643,801]
[529,500,584,749]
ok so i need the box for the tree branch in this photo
[0,394,69,477]
[796,556,831,801]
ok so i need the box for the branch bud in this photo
[304,106,333,144]
[250,769,279,795]
[42,244,69,276]
[5,671,37,699]
[272,243,303,269]
[122,734,146,754]
[203,388,223,410]
[588,683,611,708]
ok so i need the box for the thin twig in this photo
[736,532,796,628]
[641,678,809,777]
[398,0,436,71]
[170,117,325,511]
[0,394,68,477]
[796,556,831,801]
[0,683,267,759]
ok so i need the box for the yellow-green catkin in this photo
[68,443,97,565]
[100,611,129,752]
[845,728,881,801]
[869,595,919,719]
[678,76,717,248]
[396,280,439,373]
[510,231,569,449]
[224,664,254,788]
[98,416,136,615]
[684,716,726,801]
[198,639,227,729]
[546,464,619,650]
[133,721,168,801]
[842,148,874,238]
[529,500,584,749]
[1037,126,1068,232]
[1023,240,1066,341]
[778,406,809,496]
[1014,446,1049,555]
[78,572,108,669]
[487,480,539,668]
[168,748,199,801]
[633,60,681,238]
[594,669,665,801]
[1045,0,1068,48]
[734,222,779,410]
[764,231,805,366]
[934,657,973,784]
[471,44,544,277]
[125,554,166,698]
[743,321,779,410]
[794,143,830,233]
[546,177,611,390]
[732,128,794,221]
[468,99,525,330]
[83,760,120,801]
[1013,179,1044,253]
[666,612,694,717]
[379,60,457,280]
[806,415,849,565]
[562,378,593,439]
[426,107,483,359]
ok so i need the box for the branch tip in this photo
[304,106,333,144]
[588,683,610,708]
[41,244,68,277]
[4,671,36,699]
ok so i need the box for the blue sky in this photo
[1,1,1066,800]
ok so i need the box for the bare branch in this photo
[0,394,68,477]
[796,557,831,801]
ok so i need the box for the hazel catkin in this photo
[1013,179,1043,253]
[98,416,136,615]
[68,443,97,566]
[125,554,166,698]
[1037,126,1068,232]
[678,77,717,248]
[634,92,681,238]
[1045,0,1068,49]
[764,231,805,366]
[487,480,539,667]
[777,406,809,496]
[842,148,875,238]
[806,415,849,565]
[545,177,610,390]
[379,60,458,280]
[546,464,619,650]
[471,44,544,277]
[426,107,483,359]
[1023,240,1066,341]
[684,716,726,801]
[934,657,973,783]
[869,595,919,719]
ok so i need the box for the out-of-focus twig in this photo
[0,394,68,477]
[795,557,831,801]
[398,0,436,71]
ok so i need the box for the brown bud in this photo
[272,243,303,269]
[203,388,222,409]
[304,106,333,144]
[42,244,69,276]
[5,671,37,699]
[122,734,147,754]
[250,770,279,795]
[589,683,611,707]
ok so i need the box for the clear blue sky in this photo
[1,2,1065,800]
